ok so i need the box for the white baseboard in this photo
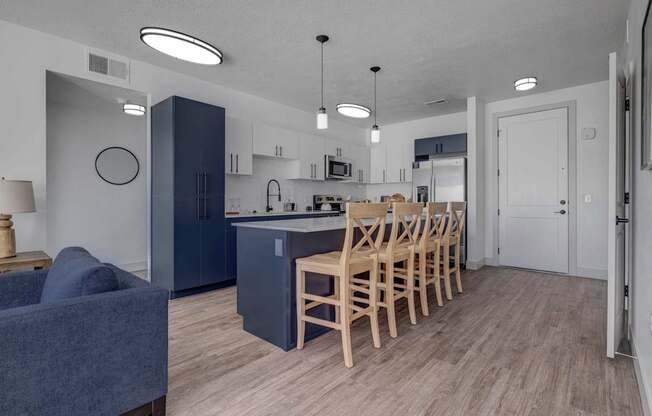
[632,334,652,416]
[575,267,607,280]
[466,258,485,270]
[118,260,148,273]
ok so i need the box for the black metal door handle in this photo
[553,210,566,215]
[616,216,629,225]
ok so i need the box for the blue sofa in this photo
[0,247,169,416]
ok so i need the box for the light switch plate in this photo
[274,239,283,257]
[584,194,592,203]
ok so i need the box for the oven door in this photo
[326,155,352,179]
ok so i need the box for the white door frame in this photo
[491,101,578,275]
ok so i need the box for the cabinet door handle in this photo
[195,173,200,220]
[230,153,233,172]
[203,172,208,219]
[383,169,385,183]
[236,154,239,173]
[275,145,278,156]
[280,146,283,157]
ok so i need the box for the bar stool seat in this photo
[296,251,376,275]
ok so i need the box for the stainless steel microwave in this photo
[325,155,352,180]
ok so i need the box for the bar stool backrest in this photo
[387,202,423,253]
[444,201,467,242]
[341,203,388,265]
[420,202,448,247]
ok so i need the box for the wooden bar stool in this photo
[440,201,467,298]
[414,202,447,315]
[296,202,388,368]
[375,202,423,338]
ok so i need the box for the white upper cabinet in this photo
[324,140,351,159]
[253,123,299,159]
[369,143,387,184]
[288,134,325,180]
[225,117,253,175]
[349,143,370,184]
[369,136,414,184]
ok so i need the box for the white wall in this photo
[365,111,467,202]
[0,19,365,256]
[226,158,366,212]
[46,77,147,270]
[483,81,610,279]
[467,97,485,268]
[621,0,652,412]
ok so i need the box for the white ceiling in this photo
[1,0,626,126]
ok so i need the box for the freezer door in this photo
[412,160,433,203]
[433,157,466,202]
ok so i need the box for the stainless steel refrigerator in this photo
[412,157,467,264]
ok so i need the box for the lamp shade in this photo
[0,179,35,214]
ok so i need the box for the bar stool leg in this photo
[340,271,353,368]
[418,250,430,316]
[443,243,453,300]
[296,266,306,350]
[432,249,443,307]
[334,274,340,324]
[407,252,417,325]
[385,263,398,338]
[455,242,463,294]
[369,261,381,349]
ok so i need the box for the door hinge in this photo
[497,169,500,176]
[625,97,631,112]
[497,129,501,137]
[624,284,629,297]
[497,209,500,216]
[624,192,630,204]
[497,247,500,255]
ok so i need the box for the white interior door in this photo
[498,107,569,273]
[607,51,626,359]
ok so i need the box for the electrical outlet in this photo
[584,194,592,203]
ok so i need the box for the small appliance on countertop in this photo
[283,201,296,212]
[313,194,346,213]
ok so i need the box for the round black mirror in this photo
[95,147,140,185]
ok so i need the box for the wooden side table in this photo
[0,251,52,273]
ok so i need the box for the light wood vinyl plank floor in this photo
[167,266,643,416]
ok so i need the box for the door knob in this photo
[554,210,566,215]
[560,200,566,205]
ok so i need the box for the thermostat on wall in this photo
[582,127,597,140]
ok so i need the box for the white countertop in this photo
[232,215,394,233]
[225,210,340,219]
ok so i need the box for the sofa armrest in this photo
[0,286,169,416]
[0,269,48,311]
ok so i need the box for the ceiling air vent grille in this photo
[86,49,130,83]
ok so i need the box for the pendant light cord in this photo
[373,71,377,125]
[321,42,324,109]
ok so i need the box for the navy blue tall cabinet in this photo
[151,96,227,298]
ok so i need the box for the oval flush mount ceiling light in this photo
[140,27,223,65]
[123,103,146,116]
[336,103,371,119]
[514,77,538,92]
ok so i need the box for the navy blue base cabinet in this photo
[151,96,227,298]
[236,227,343,350]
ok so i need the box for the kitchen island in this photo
[234,216,392,350]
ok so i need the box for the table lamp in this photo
[0,178,36,258]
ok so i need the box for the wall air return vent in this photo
[86,49,131,84]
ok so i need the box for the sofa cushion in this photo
[40,247,118,303]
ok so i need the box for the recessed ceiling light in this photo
[140,27,223,65]
[123,103,146,116]
[514,77,538,92]
[336,103,371,119]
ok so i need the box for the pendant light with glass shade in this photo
[316,35,329,130]
[370,66,381,143]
